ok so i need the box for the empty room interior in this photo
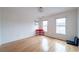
[0,7,79,52]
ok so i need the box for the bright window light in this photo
[35,21,39,29]
[43,21,48,32]
[56,18,66,35]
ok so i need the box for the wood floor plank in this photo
[0,36,79,52]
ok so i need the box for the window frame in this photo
[56,17,66,35]
[34,21,39,29]
[43,20,48,32]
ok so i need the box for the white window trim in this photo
[56,17,66,35]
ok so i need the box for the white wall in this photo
[77,8,79,38]
[0,8,2,45]
[41,9,77,40]
[1,8,35,44]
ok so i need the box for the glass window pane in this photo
[56,18,66,35]
[35,22,39,29]
[43,21,48,32]
[56,18,66,26]
[56,26,66,35]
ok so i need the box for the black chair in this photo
[66,36,79,46]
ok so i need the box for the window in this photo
[35,21,39,29]
[56,18,66,35]
[43,21,48,32]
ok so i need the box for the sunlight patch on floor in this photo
[54,43,66,52]
[41,38,49,51]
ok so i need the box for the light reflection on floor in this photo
[40,36,67,52]
[41,38,49,51]
[40,36,66,52]
[54,43,66,52]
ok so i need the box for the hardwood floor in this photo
[0,36,79,52]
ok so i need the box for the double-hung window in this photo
[35,21,39,29]
[43,21,48,32]
[56,18,66,35]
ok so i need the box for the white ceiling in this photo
[34,7,77,18]
[3,7,77,19]
[18,7,76,19]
